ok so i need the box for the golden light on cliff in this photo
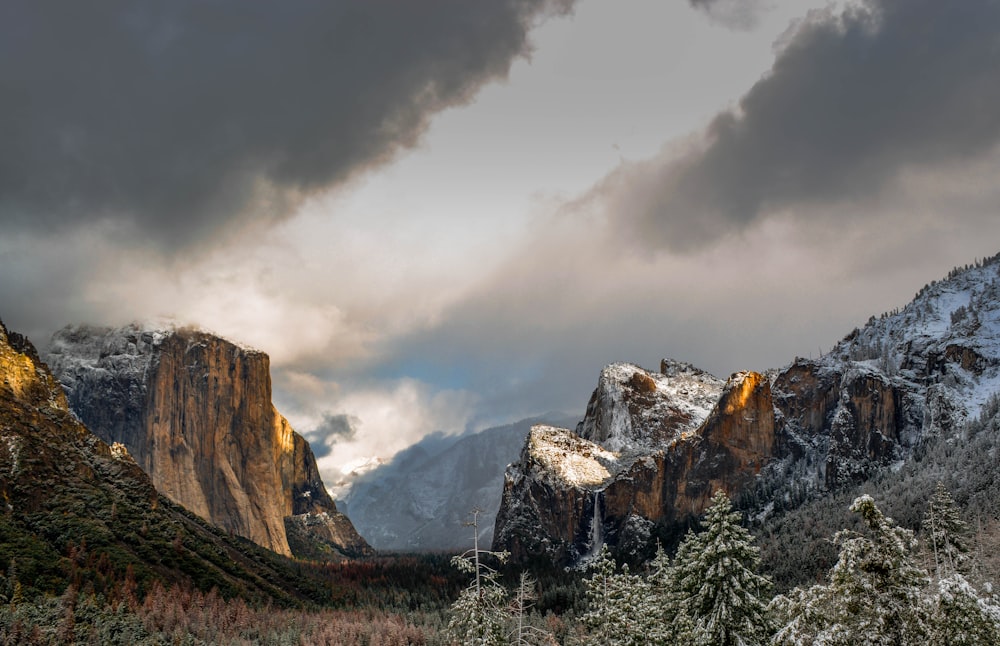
[723,372,760,415]
[276,414,295,454]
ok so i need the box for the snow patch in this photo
[529,425,617,487]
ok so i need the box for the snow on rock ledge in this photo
[576,361,724,452]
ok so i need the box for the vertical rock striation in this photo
[45,324,370,558]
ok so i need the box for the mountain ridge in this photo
[493,252,1000,565]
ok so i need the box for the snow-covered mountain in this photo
[340,414,575,552]
[494,253,1000,566]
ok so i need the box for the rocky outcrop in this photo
[495,255,1000,567]
[45,324,370,558]
[494,367,774,564]
[576,361,723,451]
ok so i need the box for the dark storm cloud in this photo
[303,413,360,459]
[0,0,573,249]
[624,0,1000,250]
[688,0,765,30]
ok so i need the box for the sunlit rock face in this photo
[45,325,370,558]
[496,256,1000,567]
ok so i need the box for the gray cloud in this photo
[689,0,767,30]
[0,0,573,250]
[303,413,361,459]
[620,0,1000,251]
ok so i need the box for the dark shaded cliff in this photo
[45,325,370,558]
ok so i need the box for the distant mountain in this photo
[494,252,1000,566]
[44,324,370,559]
[340,414,576,552]
[0,319,337,603]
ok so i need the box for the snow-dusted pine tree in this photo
[579,544,644,646]
[641,544,686,645]
[924,481,971,579]
[928,573,1000,645]
[673,490,772,646]
[770,494,931,645]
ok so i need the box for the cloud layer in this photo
[614,0,1000,251]
[0,0,572,249]
[5,0,1000,480]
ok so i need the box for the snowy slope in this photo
[827,256,1000,426]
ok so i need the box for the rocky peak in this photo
[494,365,772,564]
[1,321,70,413]
[575,361,724,452]
[45,324,370,559]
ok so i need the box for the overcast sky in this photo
[4,0,1000,483]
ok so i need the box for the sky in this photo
[4,0,1000,485]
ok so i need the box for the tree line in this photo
[447,487,1000,645]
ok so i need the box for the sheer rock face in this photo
[772,360,923,488]
[45,325,370,558]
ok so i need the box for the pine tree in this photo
[641,544,685,645]
[672,490,772,646]
[770,494,931,645]
[580,544,644,646]
[924,481,971,579]
[928,573,1000,645]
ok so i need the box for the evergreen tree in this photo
[673,490,772,646]
[641,544,685,645]
[924,481,971,579]
[928,574,1000,645]
[580,544,644,646]
[770,495,931,645]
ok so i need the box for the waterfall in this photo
[590,490,603,551]
[581,490,604,563]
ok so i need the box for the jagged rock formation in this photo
[494,253,1000,565]
[45,325,370,559]
[0,320,342,602]
[493,368,774,563]
[576,361,723,451]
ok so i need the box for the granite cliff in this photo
[0,319,346,602]
[493,367,776,563]
[45,325,370,559]
[494,254,1000,565]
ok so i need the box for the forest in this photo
[2,409,999,646]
